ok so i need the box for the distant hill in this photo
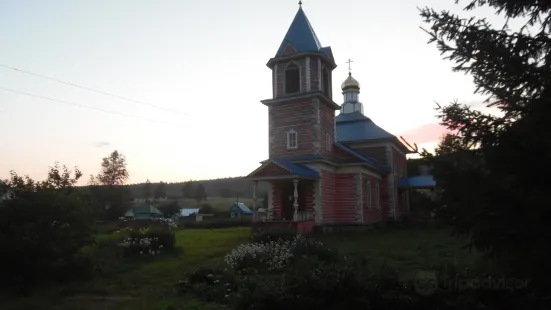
[113,177,270,199]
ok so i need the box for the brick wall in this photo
[333,173,356,223]
[392,147,408,217]
[362,174,382,223]
[320,170,336,223]
[269,100,317,158]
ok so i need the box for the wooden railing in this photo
[253,210,315,222]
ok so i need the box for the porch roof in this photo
[334,143,390,172]
[246,158,320,180]
[398,175,436,189]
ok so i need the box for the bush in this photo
[117,218,178,231]
[119,228,176,258]
[252,228,297,243]
[0,190,95,294]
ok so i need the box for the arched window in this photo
[366,181,372,206]
[322,67,330,97]
[285,63,300,94]
[287,129,298,149]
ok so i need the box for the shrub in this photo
[0,190,95,294]
[252,228,296,243]
[119,228,176,258]
[116,218,178,231]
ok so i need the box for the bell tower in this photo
[261,3,341,159]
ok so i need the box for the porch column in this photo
[252,180,258,211]
[293,179,299,221]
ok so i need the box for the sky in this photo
[0,0,511,185]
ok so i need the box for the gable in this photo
[249,162,289,177]
[281,43,298,56]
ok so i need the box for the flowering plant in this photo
[118,235,164,257]
[224,235,329,271]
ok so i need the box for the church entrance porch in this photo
[251,178,317,235]
[246,158,320,234]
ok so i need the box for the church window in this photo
[322,67,330,97]
[325,133,331,151]
[375,182,380,207]
[287,130,298,149]
[285,63,300,94]
[366,181,372,206]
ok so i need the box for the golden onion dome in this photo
[341,73,360,90]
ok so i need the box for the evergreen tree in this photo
[154,181,167,199]
[419,0,551,288]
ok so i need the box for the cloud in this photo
[93,141,111,148]
[399,122,451,145]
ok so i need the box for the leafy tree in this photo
[419,0,551,288]
[143,179,152,200]
[198,203,214,214]
[154,181,167,199]
[158,201,182,218]
[88,150,129,187]
[194,183,207,202]
[0,163,95,294]
[88,150,131,219]
[182,180,195,199]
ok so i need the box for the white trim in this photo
[387,145,396,219]
[268,183,274,219]
[305,56,311,92]
[357,173,363,222]
[375,181,380,208]
[318,58,322,90]
[314,179,322,224]
[287,129,298,149]
[337,166,383,179]
[366,180,372,207]
[273,64,278,98]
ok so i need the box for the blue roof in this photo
[398,176,436,188]
[273,159,320,178]
[275,7,325,57]
[231,202,253,215]
[180,208,200,216]
[334,143,390,172]
[336,111,396,142]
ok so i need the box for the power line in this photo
[0,86,180,126]
[0,64,187,115]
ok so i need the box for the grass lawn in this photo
[3,226,489,310]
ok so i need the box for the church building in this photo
[247,4,432,233]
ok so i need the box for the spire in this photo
[275,5,323,57]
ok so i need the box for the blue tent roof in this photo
[275,7,324,57]
[398,176,436,188]
[247,158,320,179]
[336,111,396,142]
[273,159,320,178]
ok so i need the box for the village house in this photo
[246,3,435,233]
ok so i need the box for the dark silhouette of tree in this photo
[198,203,214,214]
[182,180,195,199]
[157,201,181,218]
[0,163,94,293]
[143,179,152,201]
[419,0,551,289]
[88,150,131,219]
[154,181,167,199]
[194,183,207,202]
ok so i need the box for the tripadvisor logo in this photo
[413,270,530,295]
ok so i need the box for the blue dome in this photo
[335,111,396,142]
